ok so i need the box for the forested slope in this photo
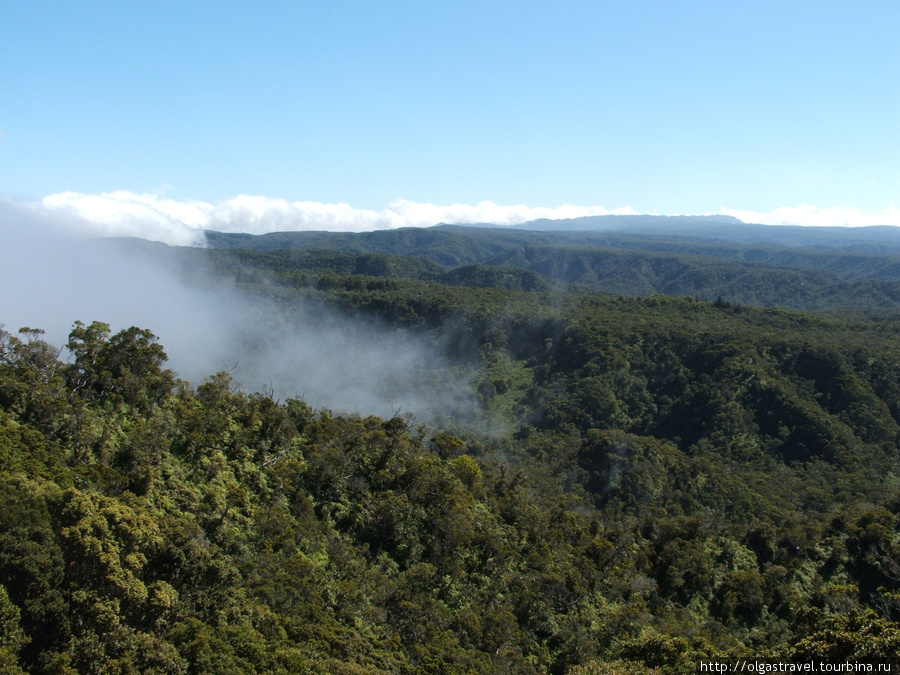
[4,267,900,672]
[201,225,900,311]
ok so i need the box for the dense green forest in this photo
[5,230,900,672]
[202,224,900,311]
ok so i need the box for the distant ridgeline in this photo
[200,216,900,312]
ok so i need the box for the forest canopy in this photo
[4,237,900,672]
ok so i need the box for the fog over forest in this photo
[0,200,476,421]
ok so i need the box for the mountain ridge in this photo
[196,222,900,311]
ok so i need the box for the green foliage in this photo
[789,609,900,662]
[0,584,28,674]
[7,273,900,671]
[67,320,174,415]
[200,224,900,311]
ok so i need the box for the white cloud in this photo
[721,204,900,227]
[37,190,639,245]
[42,191,212,246]
[380,199,637,228]
[0,198,478,420]
[19,191,900,247]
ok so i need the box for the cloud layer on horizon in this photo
[36,191,640,246]
[4,191,899,246]
[722,205,900,229]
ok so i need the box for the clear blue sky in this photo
[2,0,898,223]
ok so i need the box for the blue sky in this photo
[2,0,899,235]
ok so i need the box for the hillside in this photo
[202,224,900,311]
[206,216,900,254]
[3,268,900,672]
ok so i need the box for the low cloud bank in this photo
[0,199,476,421]
[30,191,900,247]
[38,191,639,245]
[722,204,900,228]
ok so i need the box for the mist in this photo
[0,199,479,422]
[40,191,640,245]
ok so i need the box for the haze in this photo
[0,200,476,422]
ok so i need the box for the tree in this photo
[66,321,174,414]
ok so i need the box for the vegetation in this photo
[201,224,900,311]
[5,234,900,672]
